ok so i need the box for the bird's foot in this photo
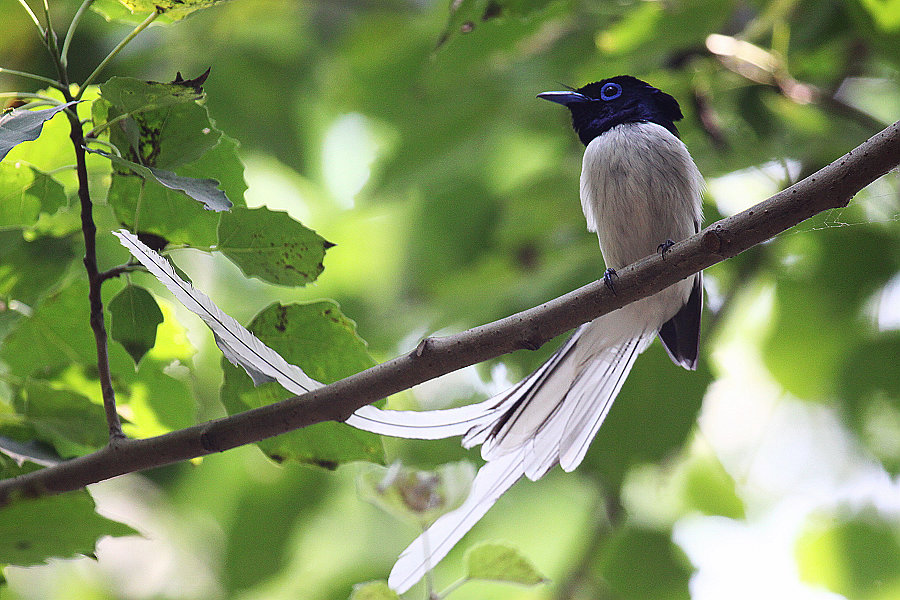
[603,268,618,295]
[657,239,675,260]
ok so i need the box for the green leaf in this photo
[97,77,245,246]
[98,75,205,114]
[121,358,198,436]
[764,224,898,399]
[0,231,76,342]
[93,0,231,22]
[349,581,400,600]
[109,284,165,364]
[0,102,78,162]
[220,301,383,467]
[0,231,75,309]
[681,454,745,520]
[0,490,136,566]
[838,332,900,475]
[0,163,67,229]
[86,147,232,212]
[16,382,109,458]
[464,542,547,585]
[858,0,900,31]
[0,277,134,379]
[796,512,900,600]
[104,99,219,171]
[217,207,333,286]
[598,526,692,600]
[0,279,95,378]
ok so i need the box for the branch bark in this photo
[2,119,898,504]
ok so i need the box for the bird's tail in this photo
[361,321,653,593]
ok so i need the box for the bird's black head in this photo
[538,75,684,146]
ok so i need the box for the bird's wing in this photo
[657,273,702,370]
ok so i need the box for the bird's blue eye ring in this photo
[600,82,622,101]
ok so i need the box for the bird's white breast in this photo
[580,121,703,270]
[578,121,704,334]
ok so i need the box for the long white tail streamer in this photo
[113,229,321,395]
[114,229,648,595]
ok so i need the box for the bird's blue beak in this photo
[537,91,591,106]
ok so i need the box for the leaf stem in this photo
[40,0,53,38]
[83,136,122,156]
[0,91,62,105]
[61,0,96,68]
[15,0,45,39]
[436,577,467,599]
[85,110,131,138]
[77,9,161,98]
[99,263,145,283]
[0,67,67,91]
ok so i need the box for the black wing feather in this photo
[658,274,702,370]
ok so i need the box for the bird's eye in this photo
[600,82,622,101]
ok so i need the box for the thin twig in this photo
[0,119,898,502]
[61,0,96,68]
[0,92,62,105]
[98,263,145,283]
[77,9,161,98]
[15,0,45,39]
[0,68,67,91]
[64,106,125,441]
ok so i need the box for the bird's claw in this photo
[657,239,675,259]
[603,268,618,295]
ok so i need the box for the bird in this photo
[345,74,704,593]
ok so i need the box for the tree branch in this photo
[48,26,125,441]
[64,101,124,441]
[1,120,898,504]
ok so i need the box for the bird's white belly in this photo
[580,121,702,269]
[579,121,703,332]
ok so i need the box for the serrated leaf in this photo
[218,207,332,286]
[101,83,219,171]
[0,102,78,162]
[92,0,230,22]
[0,490,136,566]
[17,382,109,458]
[0,163,67,229]
[98,75,205,114]
[349,581,400,600]
[465,542,547,585]
[97,77,244,246]
[109,284,164,364]
[220,301,383,467]
[86,147,232,212]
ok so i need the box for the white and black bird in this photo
[346,75,705,592]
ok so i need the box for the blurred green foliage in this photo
[0,0,898,598]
